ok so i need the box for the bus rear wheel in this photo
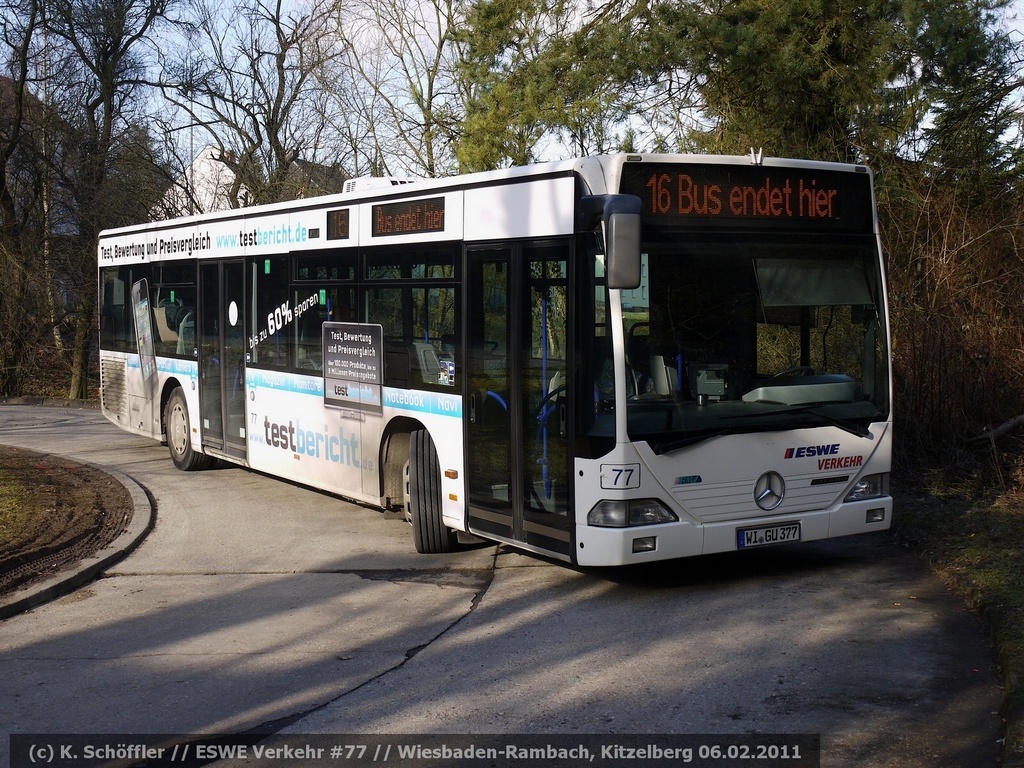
[408,429,456,553]
[165,388,211,471]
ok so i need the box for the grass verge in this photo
[0,445,133,595]
[0,462,43,552]
[893,482,1024,766]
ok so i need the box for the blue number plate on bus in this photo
[737,523,801,549]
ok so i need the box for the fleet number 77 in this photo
[601,463,640,489]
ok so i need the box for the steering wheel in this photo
[534,385,567,423]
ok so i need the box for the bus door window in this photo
[464,239,571,549]
[466,247,513,516]
[199,263,223,437]
[197,260,246,454]
[222,261,246,444]
[522,243,569,518]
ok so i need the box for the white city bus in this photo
[97,153,892,566]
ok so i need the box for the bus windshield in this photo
[612,232,889,453]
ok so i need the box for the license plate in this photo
[737,522,801,549]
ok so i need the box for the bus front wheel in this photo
[165,388,210,471]
[408,429,456,553]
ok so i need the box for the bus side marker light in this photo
[449,493,458,502]
[445,469,458,479]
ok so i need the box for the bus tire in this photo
[165,387,210,471]
[408,429,456,553]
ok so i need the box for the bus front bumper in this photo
[574,497,893,567]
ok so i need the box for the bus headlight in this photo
[587,499,678,527]
[845,473,888,502]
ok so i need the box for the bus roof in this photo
[98,153,871,241]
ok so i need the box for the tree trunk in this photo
[68,289,95,400]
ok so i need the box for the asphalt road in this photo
[0,404,1003,768]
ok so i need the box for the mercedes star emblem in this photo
[754,471,786,511]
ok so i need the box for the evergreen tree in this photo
[454,0,639,170]
[913,0,1019,201]
[655,0,917,162]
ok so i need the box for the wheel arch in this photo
[159,377,186,442]
[378,416,425,509]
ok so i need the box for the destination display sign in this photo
[326,209,350,240]
[618,163,873,232]
[323,322,383,413]
[372,197,446,237]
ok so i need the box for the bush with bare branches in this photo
[882,173,1024,474]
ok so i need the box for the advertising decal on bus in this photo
[248,290,321,353]
[130,279,157,381]
[323,322,383,413]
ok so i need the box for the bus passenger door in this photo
[465,243,572,557]
[198,260,248,461]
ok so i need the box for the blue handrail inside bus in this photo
[539,292,552,499]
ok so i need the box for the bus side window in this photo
[365,284,459,391]
[251,256,291,368]
[383,341,412,388]
[291,285,354,371]
[176,311,195,355]
[296,308,323,370]
[100,267,132,352]
[289,254,357,373]
[101,264,154,353]
[151,290,196,358]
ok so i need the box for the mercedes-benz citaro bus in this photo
[98,153,892,566]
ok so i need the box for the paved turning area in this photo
[0,405,1004,767]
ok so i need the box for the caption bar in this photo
[11,734,819,767]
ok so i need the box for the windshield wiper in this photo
[655,429,736,454]
[807,409,874,438]
[723,404,875,438]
